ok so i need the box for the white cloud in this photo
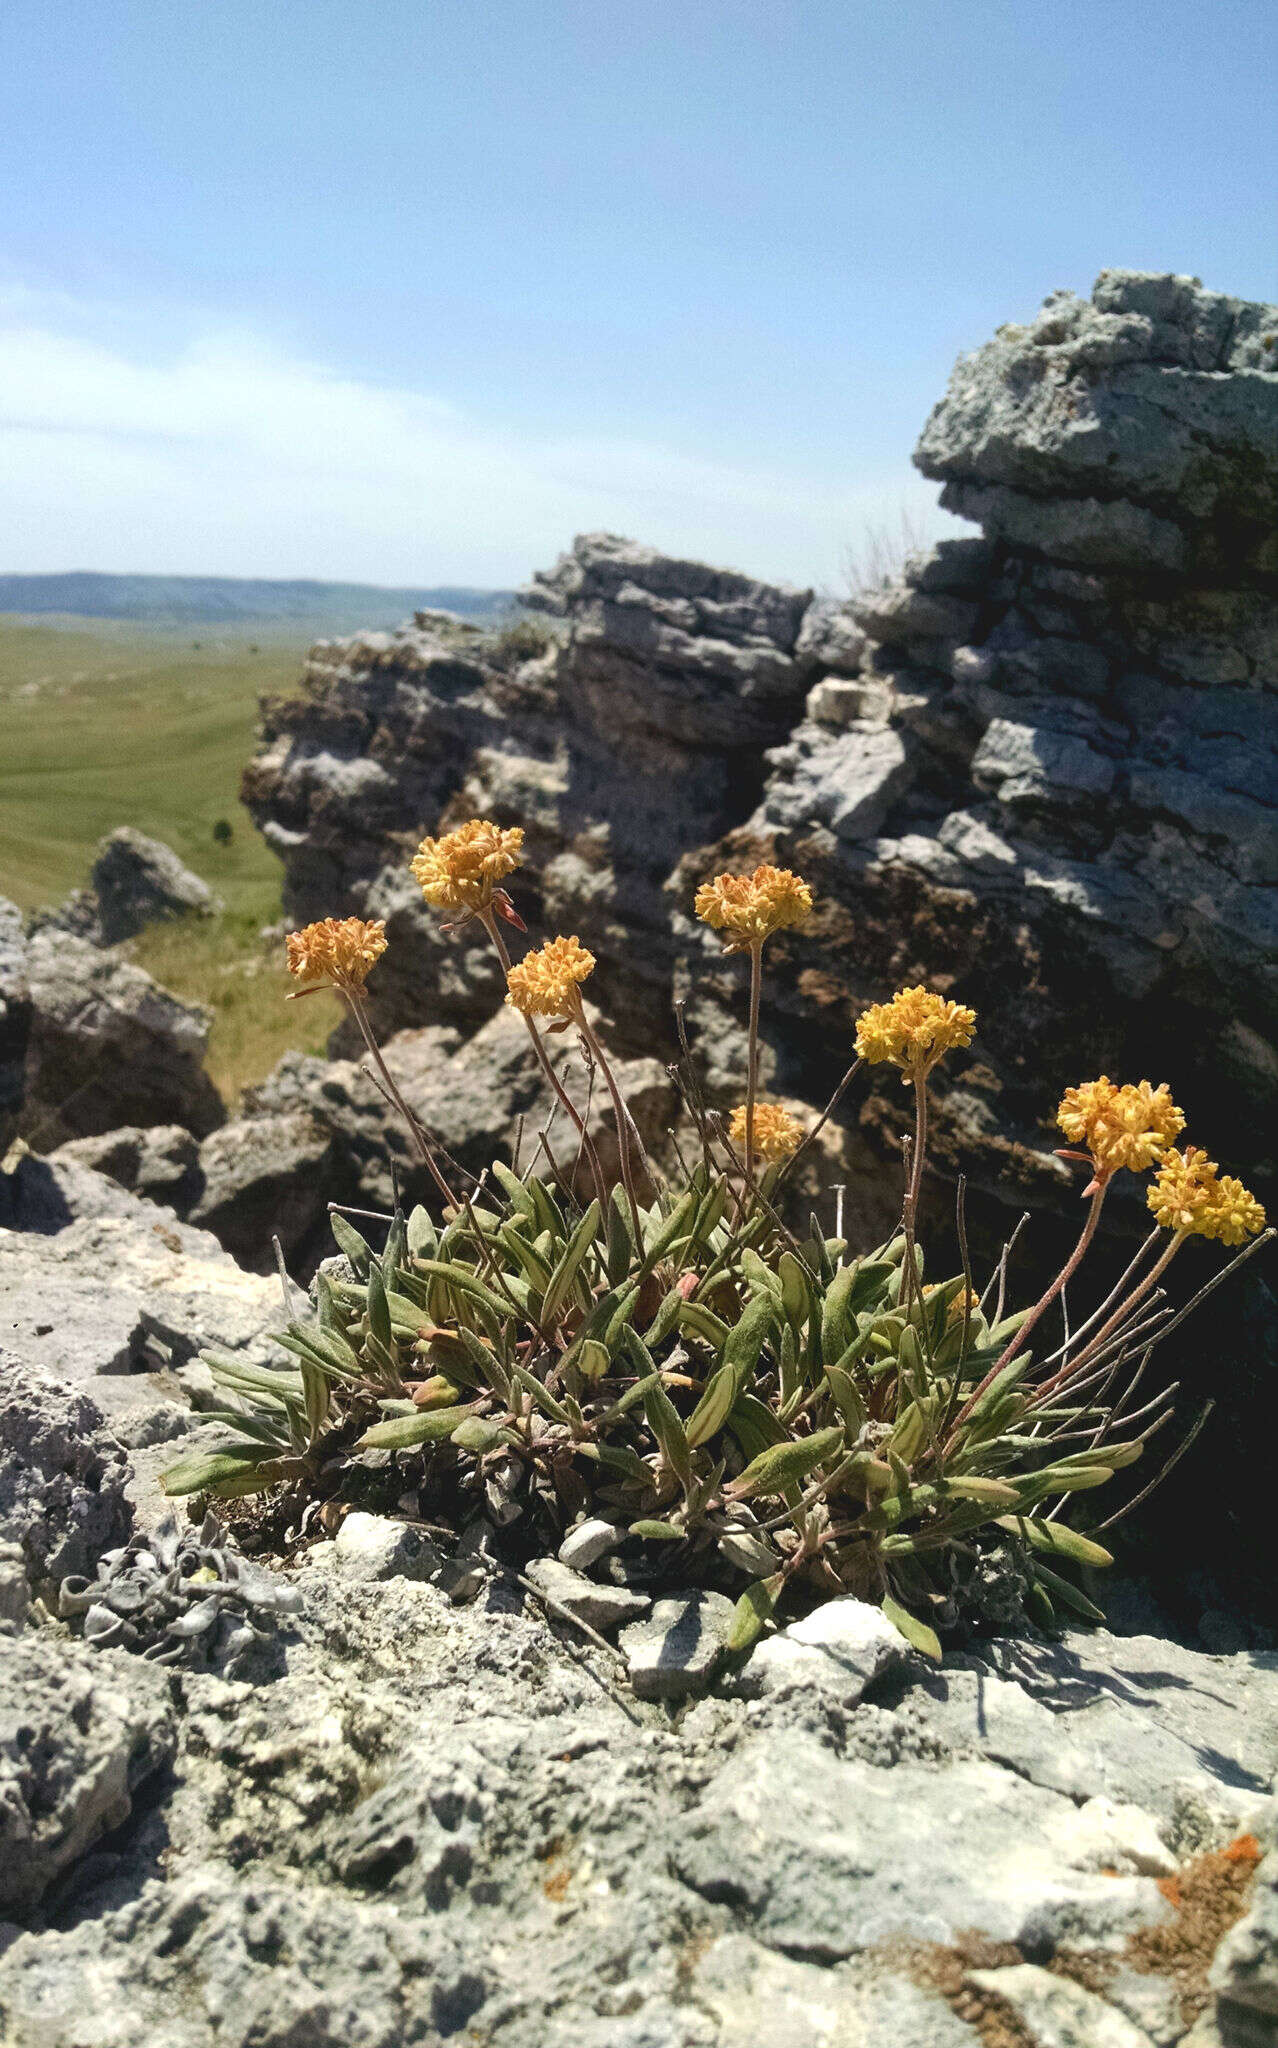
[0,294,950,589]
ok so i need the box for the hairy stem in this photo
[744,940,763,1201]
[1034,1228,1186,1402]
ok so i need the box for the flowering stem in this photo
[942,1177,1110,1454]
[573,1000,645,1249]
[478,908,608,1214]
[1034,1228,1186,1403]
[906,1066,928,1222]
[344,986,533,1329]
[744,940,763,1204]
[342,987,457,1211]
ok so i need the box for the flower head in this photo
[1056,1076,1184,1179]
[728,1101,804,1163]
[505,934,596,1018]
[854,985,976,1079]
[1147,1147,1266,1244]
[411,818,525,914]
[694,864,813,952]
[285,916,387,991]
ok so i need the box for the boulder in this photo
[0,1629,175,1915]
[21,929,225,1145]
[0,1350,132,1589]
[32,828,217,947]
[50,1123,201,1212]
[0,1198,283,1439]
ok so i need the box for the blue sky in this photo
[2,1,1275,588]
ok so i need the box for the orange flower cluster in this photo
[1056,1077,1184,1179]
[285,916,387,991]
[854,985,976,1079]
[505,935,596,1018]
[411,818,525,913]
[728,1102,804,1163]
[694,864,813,952]
[1147,1147,1266,1243]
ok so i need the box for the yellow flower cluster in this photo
[1056,1076,1184,1179]
[694,864,814,952]
[411,818,525,913]
[285,916,387,990]
[854,985,976,1078]
[505,934,596,1018]
[728,1101,804,1163]
[1147,1147,1266,1244]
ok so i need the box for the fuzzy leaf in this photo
[727,1574,783,1653]
[727,1425,844,1500]
[357,1405,475,1449]
[880,1593,942,1663]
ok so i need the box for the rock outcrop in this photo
[239,269,1277,1613]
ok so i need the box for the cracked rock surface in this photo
[1,1541,1274,2046]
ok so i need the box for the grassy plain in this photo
[0,616,339,1102]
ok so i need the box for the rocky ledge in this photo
[2,1439,1276,2046]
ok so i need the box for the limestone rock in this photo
[0,1629,175,1915]
[0,1203,283,1437]
[737,1596,907,1702]
[21,929,224,1145]
[620,1588,736,1700]
[89,827,217,944]
[524,1555,651,1634]
[0,1351,132,1589]
[50,1123,201,1212]
[189,1109,336,1263]
[965,1963,1156,2047]
[331,1511,441,1583]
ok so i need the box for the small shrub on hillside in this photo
[163,823,1270,1657]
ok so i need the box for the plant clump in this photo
[164,821,1271,1660]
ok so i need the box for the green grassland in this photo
[0,616,340,1103]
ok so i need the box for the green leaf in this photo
[825,1364,865,1433]
[726,1574,783,1653]
[329,1212,372,1275]
[641,1372,693,1490]
[996,1515,1114,1569]
[821,1263,859,1365]
[541,1199,602,1321]
[629,1519,685,1542]
[727,1425,844,1500]
[576,1339,611,1383]
[161,1448,278,1497]
[357,1405,475,1449]
[366,1263,393,1352]
[640,1188,700,1273]
[450,1415,510,1453]
[1031,1560,1106,1624]
[685,1293,775,1448]
[880,1593,942,1662]
[512,1366,572,1423]
[678,1299,732,1347]
[413,1258,516,1326]
[406,1204,437,1257]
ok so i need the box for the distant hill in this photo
[0,571,515,632]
